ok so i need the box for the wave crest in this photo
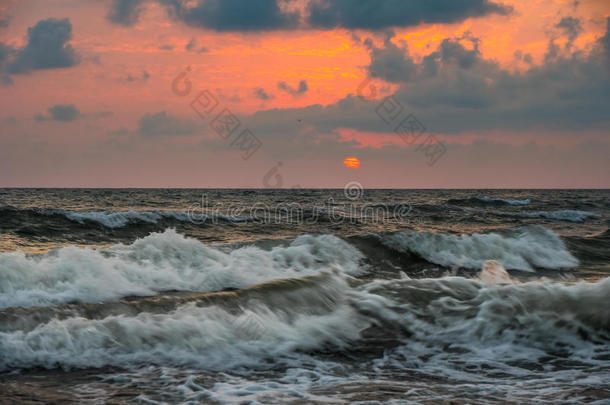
[0,230,366,309]
[381,226,578,271]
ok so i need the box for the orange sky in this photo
[0,0,609,187]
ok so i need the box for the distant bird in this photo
[297,119,302,124]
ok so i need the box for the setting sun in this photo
[343,157,360,168]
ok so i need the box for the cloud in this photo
[185,38,208,52]
[108,0,514,32]
[237,23,610,139]
[307,0,512,30]
[600,17,610,55]
[0,42,14,84]
[163,0,299,31]
[106,0,146,26]
[137,111,197,136]
[254,87,273,100]
[35,104,80,122]
[365,34,417,83]
[126,70,150,82]
[185,38,196,50]
[555,16,582,49]
[354,24,610,131]
[277,80,308,95]
[158,43,174,50]
[5,18,79,75]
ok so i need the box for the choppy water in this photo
[0,189,609,404]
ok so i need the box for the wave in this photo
[495,209,600,223]
[380,226,578,271]
[0,206,250,232]
[565,229,610,264]
[448,196,531,206]
[0,230,366,309]
[1,267,608,372]
[41,209,252,228]
[41,209,192,228]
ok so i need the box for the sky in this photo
[0,0,609,188]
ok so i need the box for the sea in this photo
[0,188,609,404]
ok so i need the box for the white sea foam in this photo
[366,275,610,386]
[40,209,249,228]
[381,226,578,271]
[478,196,531,205]
[0,274,390,371]
[1,270,608,394]
[40,209,191,228]
[495,209,600,222]
[0,230,366,308]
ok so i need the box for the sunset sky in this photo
[1,0,609,188]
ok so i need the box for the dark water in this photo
[0,189,609,404]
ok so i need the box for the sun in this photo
[343,157,360,168]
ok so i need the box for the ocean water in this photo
[0,189,609,404]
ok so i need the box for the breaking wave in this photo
[0,268,608,373]
[41,209,251,228]
[448,196,531,206]
[380,226,578,271]
[0,230,366,309]
[495,209,600,222]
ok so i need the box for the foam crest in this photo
[0,230,366,308]
[478,196,531,205]
[0,274,386,371]
[496,209,600,222]
[381,226,578,271]
[1,270,609,374]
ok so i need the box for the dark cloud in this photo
[307,0,512,30]
[158,44,174,50]
[555,16,582,49]
[35,104,80,122]
[162,0,299,31]
[241,24,610,139]
[108,0,513,32]
[138,111,197,136]
[367,34,483,83]
[107,0,146,27]
[7,18,78,74]
[185,38,208,52]
[365,35,417,82]
[600,17,610,55]
[254,87,273,100]
[374,28,610,129]
[127,70,150,82]
[185,38,196,50]
[278,80,308,95]
[49,104,80,121]
[0,42,14,84]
